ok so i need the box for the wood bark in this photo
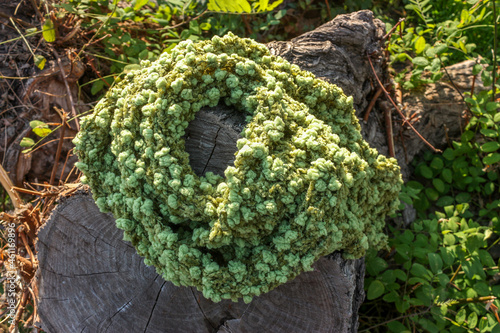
[33,9,478,332]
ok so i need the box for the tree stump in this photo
[35,10,394,332]
[35,192,364,332]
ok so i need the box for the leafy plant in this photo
[361,78,500,332]
[363,203,499,332]
[207,0,283,13]
[387,0,496,89]
[361,0,499,328]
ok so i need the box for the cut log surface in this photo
[35,193,364,332]
[184,107,246,177]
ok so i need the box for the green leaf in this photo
[440,247,454,265]
[436,196,454,207]
[473,282,491,297]
[34,54,47,70]
[383,291,399,302]
[444,233,455,245]
[367,280,385,300]
[395,297,410,313]
[472,63,483,75]
[33,127,52,138]
[20,137,35,148]
[387,321,410,333]
[408,276,427,285]
[425,46,437,58]
[419,165,433,179]
[254,0,284,12]
[138,49,149,60]
[434,44,448,55]
[480,129,498,138]
[462,130,475,142]
[123,64,141,73]
[42,18,56,42]
[456,307,466,324]
[430,157,444,170]
[486,102,500,112]
[443,148,455,160]
[108,37,120,45]
[366,256,388,275]
[274,8,287,19]
[30,120,52,138]
[481,141,500,153]
[484,153,500,165]
[427,253,443,273]
[456,192,471,203]
[494,112,500,123]
[30,120,46,129]
[395,243,411,260]
[441,168,452,183]
[380,271,396,284]
[400,229,415,243]
[133,0,148,10]
[478,249,495,267]
[484,181,495,194]
[414,246,431,259]
[393,269,407,281]
[415,36,426,54]
[479,316,488,331]
[200,22,211,31]
[399,192,413,205]
[412,56,429,67]
[419,317,440,333]
[460,9,469,23]
[91,80,105,96]
[208,0,252,13]
[410,263,430,279]
[425,188,439,201]
[437,273,450,286]
[444,205,455,217]
[433,178,445,193]
[468,312,478,329]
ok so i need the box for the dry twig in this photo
[367,53,441,153]
[52,49,79,130]
[363,87,382,122]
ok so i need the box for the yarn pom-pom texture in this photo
[73,33,402,303]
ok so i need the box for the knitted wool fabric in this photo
[74,33,402,303]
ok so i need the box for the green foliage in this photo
[387,0,496,89]
[362,12,500,327]
[55,0,289,96]
[42,18,56,42]
[208,0,283,13]
[29,120,52,138]
[363,203,499,332]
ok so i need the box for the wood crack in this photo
[143,280,167,332]
[190,287,217,331]
[202,126,221,175]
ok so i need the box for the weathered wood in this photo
[184,107,246,177]
[267,10,387,117]
[34,192,364,332]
